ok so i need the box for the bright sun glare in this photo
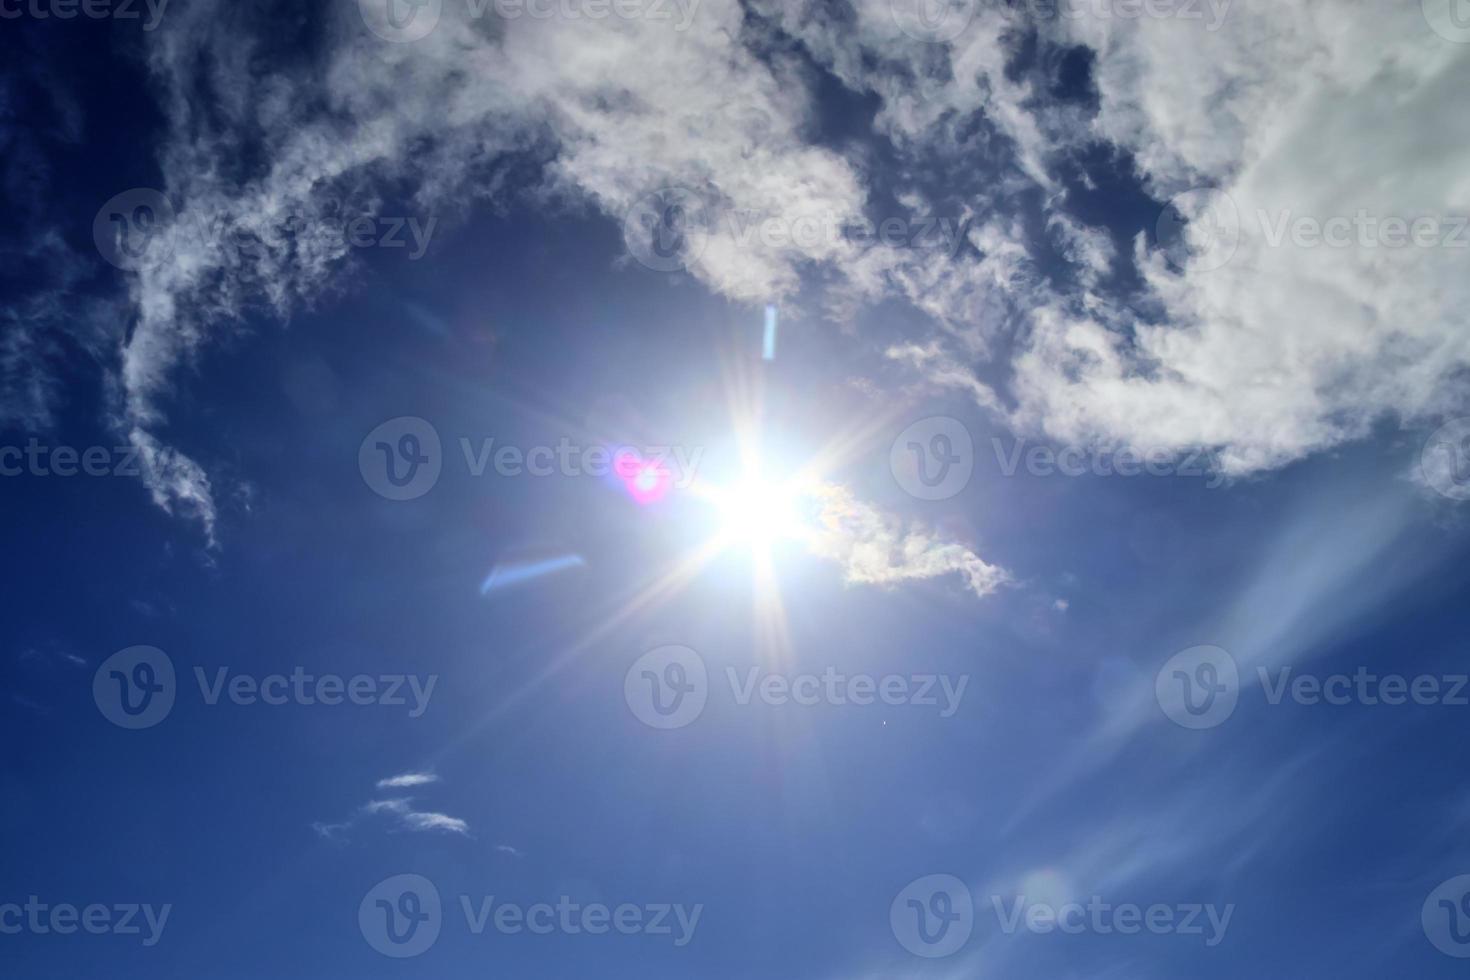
[714,476,805,546]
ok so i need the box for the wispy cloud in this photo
[401,811,470,835]
[9,0,1465,542]
[807,483,1009,600]
[375,771,439,790]
[315,774,469,840]
[362,797,470,836]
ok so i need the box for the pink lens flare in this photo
[613,448,673,505]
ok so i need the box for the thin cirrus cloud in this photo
[375,771,440,790]
[808,483,1009,600]
[313,773,469,840]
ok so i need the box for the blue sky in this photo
[5,1,1470,977]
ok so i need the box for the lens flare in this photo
[615,449,673,505]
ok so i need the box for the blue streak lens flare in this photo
[480,554,586,594]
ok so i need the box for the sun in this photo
[687,458,815,556]
[711,475,806,547]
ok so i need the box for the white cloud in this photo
[402,811,471,834]
[883,1,1470,478]
[365,798,471,836]
[807,483,1009,599]
[376,771,439,789]
[107,0,881,532]
[316,775,469,839]
[9,0,1465,533]
[745,2,1470,483]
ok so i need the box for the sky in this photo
[4,0,1470,976]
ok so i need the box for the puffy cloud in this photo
[10,0,1466,536]
[998,1,1470,475]
[864,1,1470,477]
